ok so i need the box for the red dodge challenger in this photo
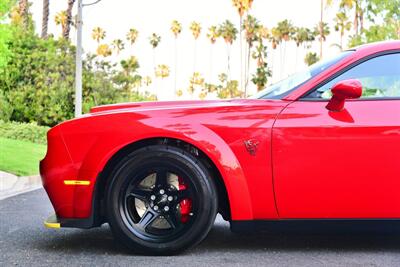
[41,41,400,254]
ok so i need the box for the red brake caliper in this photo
[178,176,191,223]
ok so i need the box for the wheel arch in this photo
[93,137,252,223]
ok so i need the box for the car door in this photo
[272,52,400,219]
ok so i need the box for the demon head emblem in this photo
[244,139,259,156]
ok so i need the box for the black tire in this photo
[105,145,218,255]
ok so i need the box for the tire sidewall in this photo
[106,145,217,254]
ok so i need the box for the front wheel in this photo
[106,145,218,255]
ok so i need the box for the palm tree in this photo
[155,64,170,79]
[232,0,254,93]
[269,27,281,81]
[126,28,139,47]
[112,39,125,55]
[189,21,201,72]
[218,20,238,80]
[18,0,29,29]
[155,64,170,99]
[55,11,68,37]
[206,25,219,82]
[91,27,106,43]
[339,0,364,36]
[334,11,352,50]
[96,44,112,57]
[243,15,261,96]
[314,21,330,58]
[41,0,49,38]
[188,72,205,98]
[149,33,161,73]
[304,52,319,66]
[276,19,295,77]
[293,27,311,69]
[63,0,75,39]
[170,20,182,94]
[149,33,161,97]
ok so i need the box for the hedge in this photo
[0,120,49,144]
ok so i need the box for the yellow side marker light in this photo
[63,180,91,186]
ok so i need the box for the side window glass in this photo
[307,53,400,99]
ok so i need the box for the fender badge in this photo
[244,139,259,156]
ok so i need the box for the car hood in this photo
[90,99,250,114]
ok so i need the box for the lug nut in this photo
[167,196,173,201]
[164,206,169,211]
[150,195,156,200]
[154,205,159,211]
[159,189,165,194]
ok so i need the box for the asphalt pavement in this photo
[1,189,400,266]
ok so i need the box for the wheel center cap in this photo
[156,195,168,205]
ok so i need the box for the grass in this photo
[0,137,46,176]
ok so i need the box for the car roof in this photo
[351,40,400,56]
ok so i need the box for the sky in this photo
[30,0,343,99]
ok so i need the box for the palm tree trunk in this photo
[354,1,359,36]
[153,49,157,99]
[227,44,231,80]
[340,33,343,51]
[174,38,178,94]
[19,0,29,30]
[63,0,75,39]
[193,40,197,73]
[209,45,213,83]
[240,16,244,96]
[41,0,49,38]
[319,0,323,59]
[245,43,251,92]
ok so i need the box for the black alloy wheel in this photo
[106,145,218,255]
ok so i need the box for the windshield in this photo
[252,51,354,99]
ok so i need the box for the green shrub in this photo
[0,120,49,144]
[0,91,13,121]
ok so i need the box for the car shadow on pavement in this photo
[36,219,400,256]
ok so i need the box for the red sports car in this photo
[41,41,400,254]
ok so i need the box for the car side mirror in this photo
[326,79,362,112]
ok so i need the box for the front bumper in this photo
[40,126,97,220]
[44,213,100,229]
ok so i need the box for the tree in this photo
[115,56,141,94]
[149,33,161,73]
[232,0,253,94]
[63,0,75,39]
[206,25,219,82]
[243,15,261,95]
[304,52,319,66]
[189,21,201,72]
[92,26,106,43]
[188,72,204,98]
[170,20,182,94]
[314,21,330,58]
[339,0,365,36]
[293,27,314,69]
[251,27,271,92]
[41,0,49,38]
[218,20,238,80]
[126,28,138,47]
[18,0,29,29]
[155,64,170,79]
[54,11,68,37]
[276,19,295,77]
[96,44,112,57]
[334,11,352,50]
[111,39,124,55]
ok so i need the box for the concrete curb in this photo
[0,171,42,200]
